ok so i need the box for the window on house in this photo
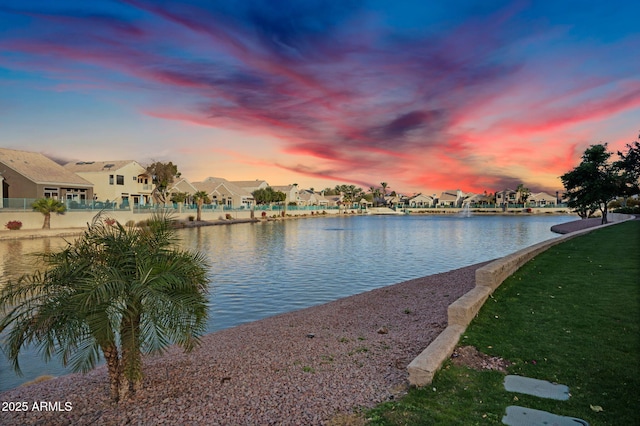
[116,175,124,185]
[44,188,59,199]
[109,175,114,185]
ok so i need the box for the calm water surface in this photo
[0,214,575,391]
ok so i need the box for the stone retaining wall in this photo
[407,214,635,386]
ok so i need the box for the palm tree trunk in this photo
[43,213,51,229]
[102,343,122,402]
[120,314,143,399]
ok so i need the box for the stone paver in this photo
[502,406,589,426]
[504,375,570,400]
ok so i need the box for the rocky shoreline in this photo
[0,262,484,425]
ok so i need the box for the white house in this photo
[193,177,254,209]
[408,193,435,208]
[528,192,558,207]
[438,189,464,207]
[230,180,270,196]
[64,160,152,207]
[271,184,299,205]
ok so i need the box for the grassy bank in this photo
[367,220,639,425]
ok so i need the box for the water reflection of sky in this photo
[0,215,575,392]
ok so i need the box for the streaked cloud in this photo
[0,1,637,194]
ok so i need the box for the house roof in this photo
[193,177,252,197]
[0,148,92,187]
[64,160,146,173]
[529,192,557,201]
[271,185,296,192]
[409,193,434,201]
[230,180,269,189]
[169,178,198,194]
[439,190,459,201]
[465,193,492,202]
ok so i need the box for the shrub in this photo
[5,220,22,230]
[188,215,195,222]
[225,213,232,220]
[614,206,640,214]
[125,220,136,227]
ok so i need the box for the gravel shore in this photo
[549,217,604,234]
[0,262,484,425]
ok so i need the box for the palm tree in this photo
[516,184,531,207]
[32,198,66,229]
[368,186,377,207]
[380,182,389,206]
[192,191,211,221]
[0,212,209,402]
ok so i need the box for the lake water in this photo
[0,214,575,392]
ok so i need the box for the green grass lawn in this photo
[367,220,640,425]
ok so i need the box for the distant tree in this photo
[0,213,209,402]
[381,182,389,196]
[516,184,531,206]
[192,191,211,221]
[170,191,189,205]
[561,144,618,224]
[613,135,640,206]
[252,187,286,205]
[146,161,180,205]
[32,198,66,229]
[336,184,365,208]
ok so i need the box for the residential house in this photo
[407,193,435,208]
[464,192,493,206]
[297,189,330,207]
[357,197,373,209]
[64,160,152,207]
[168,177,199,203]
[438,189,464,207]
[323,194,342,207]
[384,194,404,208]
[495,189,519,206]
[528,192,558,207]
[0,147,93,206]
[230,180,270,196]
[193,177,254,209]
[271,184,299,205]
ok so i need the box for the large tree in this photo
[0,212,209,402]
[32,197,66,229]
[146,161,180,205]
[561,144,619,224]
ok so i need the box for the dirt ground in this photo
[451,345,512,373]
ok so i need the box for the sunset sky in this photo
[1,1,638,196]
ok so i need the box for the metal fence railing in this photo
[2,198,568,212]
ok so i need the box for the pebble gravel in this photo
[0,263,484,425]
